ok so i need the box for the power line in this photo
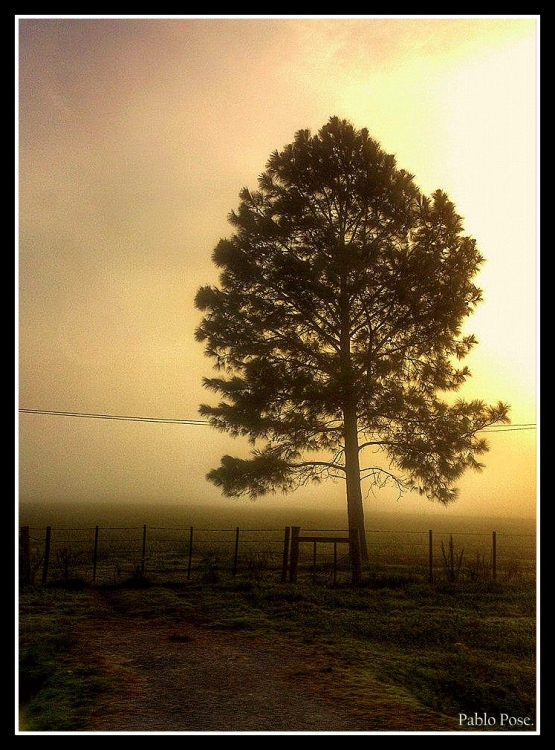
[18,408,536,432]
[481,425,536,433]
[18,408,209,425]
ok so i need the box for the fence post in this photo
[19,526,31,586]
[92,526,99,583]
[312,541,317,582]
[350,528,362,585]
[232,527,240,576]
[42,526,51,584]
[289,526,300,583]
[281,526,290,583]
[492,531,497,580]
[141,524,147,576]
[429,529,433,584]
[187,526,194,580]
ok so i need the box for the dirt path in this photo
[70,617,458,733]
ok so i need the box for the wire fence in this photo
[18,523,536,588]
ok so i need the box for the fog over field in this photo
[19,498,536,537]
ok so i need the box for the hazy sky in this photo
[17,15,538,520]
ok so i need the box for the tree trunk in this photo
[344,403,369,564]
[338,258,368,568]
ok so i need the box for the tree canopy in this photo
[194,116,509,559]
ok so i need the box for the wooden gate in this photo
[281,526,361,585]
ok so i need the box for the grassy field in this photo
[18,575,537,733]
[17,501,538,733]
[18,565,537,733]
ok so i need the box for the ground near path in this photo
[65,612,460,734]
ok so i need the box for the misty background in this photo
[17,16,538,522]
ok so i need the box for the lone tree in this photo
[194,116,509,565]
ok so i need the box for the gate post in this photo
[289,526,300,583]
[232,527,240,576]
[350,527,362,585]
[281,526,291,582]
